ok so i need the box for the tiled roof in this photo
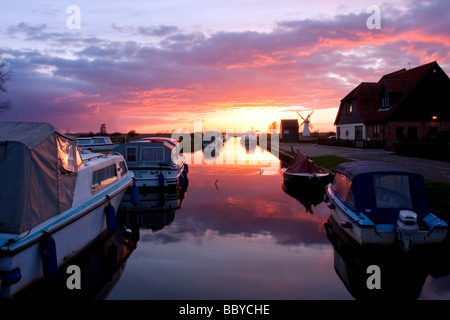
[337,61,441,124]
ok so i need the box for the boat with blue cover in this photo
[0,122,134,299]
[324,161,448,251]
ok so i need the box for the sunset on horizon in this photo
[1,0,449,134]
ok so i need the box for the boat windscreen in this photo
[373,174,412,209]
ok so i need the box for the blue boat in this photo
[324,161,448,251]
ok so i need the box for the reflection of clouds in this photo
[421,276,450,299]
[111,229,349,299]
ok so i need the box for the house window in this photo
[381,92,390,109]
[345,102,352,115]
[373,124,380,138]
[126,147,137,162]
[337,127,341,139]
[407,127,417,140]
[396,127,404,140]
[355,126,363,140]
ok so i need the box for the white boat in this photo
[0,122,134,299]
[76,136,119,151]
[324,161,448,251]
[113,137,187,190]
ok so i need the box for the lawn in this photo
[311,155,353,172]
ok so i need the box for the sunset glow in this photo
[1,1,449,134]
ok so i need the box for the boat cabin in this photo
[332,161,430,225]
[114,138,181,168]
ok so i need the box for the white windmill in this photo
[297,111,314,136]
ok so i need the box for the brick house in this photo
[334,61,450,151]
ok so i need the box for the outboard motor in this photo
[397,210,418,251]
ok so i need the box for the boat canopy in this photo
[113,138,180,166]
[285,151,323,173]
[334,161,430,224]
[0,122,82,234]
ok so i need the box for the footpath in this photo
[278,142,450,184]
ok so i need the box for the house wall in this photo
[280,128,299,141]
[383,121,450,150]
[336,123,366,140]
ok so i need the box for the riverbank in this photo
[278,142,450,219]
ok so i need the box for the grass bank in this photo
[310,155,450,219]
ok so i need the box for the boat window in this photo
[92,164,118,193]
[126,147,137,162]
[141,147,164,162]
[119,160,128,176]
[57,136,79,173]
[333,173,352,203]
[373,174,412,208]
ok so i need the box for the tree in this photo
[268,121,278,131]
[0,56,11,111]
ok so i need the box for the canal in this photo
[15,137,450,300]
[108,137,450,300]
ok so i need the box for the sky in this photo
[0,0,449,134]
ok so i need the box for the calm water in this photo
[16,137,450,300]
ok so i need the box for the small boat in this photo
[324,160,448,251]
[76,136,119,151]
[0,122,134,299]
[113,137,188,190]
[281,151,331,185]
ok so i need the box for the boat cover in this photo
[113,139,179,166]
[285,151,323,173]
[335,161,430,224]
[0,122,82,234]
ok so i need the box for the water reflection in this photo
[324,214,450,300]
[281,179,326,214]
[118,184,188,233]
[108,143,347,299]
[13,216,139,300]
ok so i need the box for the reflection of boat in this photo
[13,212,139,300]
[76,136,119,151]
[118,183,187,232]
[281,180,324,214]
[113,138,188,190]
[240,134,257,153]
[281,151,331,185]
[324,161,448,251]
[324,215,449,300]
[0,122,134,299]
[202,130,223,159]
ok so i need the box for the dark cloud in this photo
[1,1,449,132]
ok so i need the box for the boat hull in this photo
[325,184,448,250]
[281,168,331,186]
[0,176,132,299]
[130,163,187,190]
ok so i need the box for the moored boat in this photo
[281,150,331,185]
[113,137,188,190]
[76,136,119,151]
[324,160,448,251]
[0,122,134,299]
